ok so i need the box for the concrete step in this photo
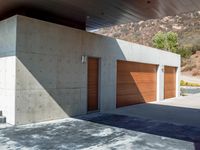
[0,116,6,123]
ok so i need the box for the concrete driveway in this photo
[0,114,200,150]
[0,113,200,150]
[109,94,200,128]
[0,94,200,150]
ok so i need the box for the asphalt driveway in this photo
[0,113,200,150]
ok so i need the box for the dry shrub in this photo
[196,51,200,55]
[192,68,200,76]
[182,63,196,72]
[181,58,188,67]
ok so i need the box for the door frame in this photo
[87,56,101,112]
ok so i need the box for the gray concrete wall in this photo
[14,15,180,124]
[0,16,16,124]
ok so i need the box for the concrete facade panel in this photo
[16,53,57,90]
[15,88,83,124]
[0,16,16,124]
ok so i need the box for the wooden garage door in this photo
[164,66,177,99]
[117,60,157,108]
[87,57,99,111]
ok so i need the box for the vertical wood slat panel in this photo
[117,60,157,108]
[88,57,99,111]
[164,66,177,99]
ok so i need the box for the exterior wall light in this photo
[81,55,87,64]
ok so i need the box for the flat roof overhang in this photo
[0,0,199,30]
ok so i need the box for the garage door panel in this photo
[164,66,176,99]
[117,78,156,84]
[117,82,157,90]
[117,86,156,94]
[118,70,156,74]
[117,88,141,95]
[117,88,157,95]
[165,67,176,73]
[117,78,157,83]
[117,94,144,100]
[164,85,176,90]
[117,93,156,107]
[118,72,156,76]
[164,91,175,99]
[142,93,157,100]
[117,89,157,96]
[117,60,157,107]
[117,63,157,72]
[117,95,145,106]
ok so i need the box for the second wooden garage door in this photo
[117,60,157,108]
[164,66,177,99]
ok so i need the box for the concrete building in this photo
[0,15,180,125]
[0,0,198,125]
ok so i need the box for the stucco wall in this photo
[0,16,16,124]
[13,15,180,124]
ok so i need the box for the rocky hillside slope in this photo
[96,11,200,51]
[96,10,200,77]
[182,51,200,76]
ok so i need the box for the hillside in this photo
[182,51,200,76]
[96,10,200,77]
[96,11,200,51]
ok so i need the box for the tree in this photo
[152,31,192,58]
[152,31,166,50]
[152,31,178,53]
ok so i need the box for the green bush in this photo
[180,80,200,87]
[152,31,192,59]
[180,80,185,86]
[152,31,178,53]
[176,47,192,58]
[184,44,200,54]
[166,32,178,53]
[152,31,166,50]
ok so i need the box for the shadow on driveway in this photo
[77,113,200,149]
[0,113,199,150]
